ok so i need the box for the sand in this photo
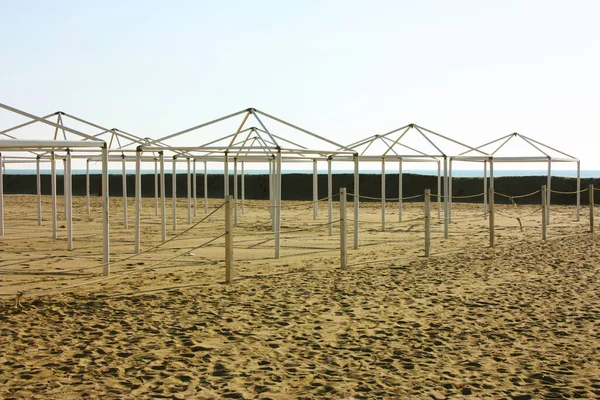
[1,194,599,399]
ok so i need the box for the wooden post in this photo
[187,158,192,225]
[590,184,595,234]
[66,151,73,251]
[353,154,359,250]
[135,149,142,254]
[328,157,333,236]
[225,195,233,284]
[192,159,197,217]
[233,157,238,226]
[424,189,431,257]
[489,185,495,247]
[155,158,159,217]
[122,156,128,229]
[340,187,347,268]
[172,156,177,231]
[0,154,5,235]
[159,152,166,242]
[203,160,208,214]
[101,146,110,276]
[541,185,547,241]
[51,152,57,239]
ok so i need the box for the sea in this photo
[4,169,600,178]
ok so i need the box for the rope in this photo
[1,233,227,298]
[548,188,586,195]
[20,201,227,275]
[347,193,424,201]
[348,216,425,225]
[495,189,541,200]
[431,192,487,200]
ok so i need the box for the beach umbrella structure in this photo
[136,107,356,260]
[0,102,111,275]
[454,132,581,224]
[343,123,489,241]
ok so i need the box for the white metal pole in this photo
[381,158,386,232]
[340,187,347,269]
[51,151,57,239]
[204,161,209,214]
[172,157,177,231]
[122,156,128,229]
[154,158,159,217]
[225,195,233,284]
[63,159,67,220]
[85,159,90,216]
[66,151,73,251]
[541,185,547,240]
[424,189,431,257]
[37,156,42,225]
[483,160,488,220]
[135,149,142,254]
[313,159,318,220]
[241,161,245,215]
[437,161,441,218]
[160,152,166,242]
[187,158,191,225]
[489,158,495,247]
[269,159,274,223]
[233,157,238,226]
[275,150,282,259]
[328,157,333,236]
[398,159,403,222]
[192,159,197,217]
[576,161,581,221]
[443,157,449,239]
[0,154,3,236]
[102,146,110,276]
[353,154,359,250]
[448,158,453,223]
[547,159,551,225]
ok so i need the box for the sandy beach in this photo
[1,194,599,399]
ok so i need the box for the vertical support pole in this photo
[576,161,581,221]
[590,184,594,234]
[398,158,403,222]
[37,156,42,225]
[353,154,359,250]
[193,159,197,217]
[154,158,159,217]
[328,157,333,236]
[85,159,90,216]
[122,156,128,228]
[448,158,453,223]
[203,160,208,214]
[547,159,551,225]
[225,195,233,283]
[241,161,245,215]
[313,159,318,220]
[224,153,229,198]
[381,158,386,232]
[269,159,274,223]
[63,158,67,219]
[159,152,166,242]
[443,156,449,239]
[275,151,282,259]
[102,145,110,276]
[51,151,57,239]
[340,187,347,269]
[187,158,191,225]
[0,154,4,236]
[312,159,319,219]
[233,157,238,226]
[483,160,488,220]
[489,158,495,247]
[437,161,441,219]
[135,149,142,254]
[541,185,547,241]
[172,156,177,231]
[424,189,431,257]
[66,150,73,251]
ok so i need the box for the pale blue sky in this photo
[1,0,599,169]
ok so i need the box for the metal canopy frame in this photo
[344,123,490,238]
[455,132,581,223]
[0,103,111,276]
